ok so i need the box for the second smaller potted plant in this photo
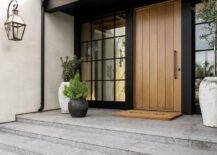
[64,73,88,117]
[59,56,82,113]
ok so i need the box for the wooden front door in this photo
[134,0,181,112]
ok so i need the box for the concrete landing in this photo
[0,109,216,155]
[17,109,217,147]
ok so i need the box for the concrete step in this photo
[0,148,18,155]
[0,122,216,155]
[0,131,103,155]
[17,116,217,151]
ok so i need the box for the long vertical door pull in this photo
[174,50,177,79]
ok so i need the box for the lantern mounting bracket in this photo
[7,0,18,18]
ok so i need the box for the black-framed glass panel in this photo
[103,60,114,80]
[103,81,114,101]
[92,40,102,60]
[92,81,102,101]
[115,14,126,36]
[92,19,102,40]
[81,42,91,61]
[195,23,215,50]
[206,51,215,76]
[115,37,126,58]
[103,16,114,38]
[86,81,92,100]
[116,59,125,80]
[116,80,125,101]
[104,38,114,58]
[81,12,126,103]
[92,61,102,80]
[195,3,216,111]
[81,62,91,81]
[81,23,91,42]
[195,51,206,78]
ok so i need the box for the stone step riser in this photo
[0,127,143,155]
[0,142,39,155]
[17,117,217,151]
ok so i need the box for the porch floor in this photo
[17,108,217,144]
[0,108,217,154]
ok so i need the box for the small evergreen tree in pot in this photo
[64,73,89,117]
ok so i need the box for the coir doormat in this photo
[113,110,182,121]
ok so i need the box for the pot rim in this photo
[204,77,217,82]
[69,99,86,101]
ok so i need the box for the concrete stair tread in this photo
[131,141,216,155]
[16,116,217,151]
[0,122,143,152]
[0,122,216,155]
[17,114,217,144]
[0,131,103,155]
[0,149,18,155]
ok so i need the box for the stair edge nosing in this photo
[0,142,41,155]
[16,117,217,151]
[0,127,143,155]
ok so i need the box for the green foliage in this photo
[195,61,214,78]
[63,73,88,100]
[60,56,83,82]
[197,0,217,48]
[198,0,217,22]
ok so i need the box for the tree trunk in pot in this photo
[58,82,70,113]
[199,77,217,127]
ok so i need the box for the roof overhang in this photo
[46,0,198,16]
[46,0,79,13]
[46,0,165,16]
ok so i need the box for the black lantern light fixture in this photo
[4,0,26,41]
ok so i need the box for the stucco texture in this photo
[0,0,74,122]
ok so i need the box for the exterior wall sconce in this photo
[4,0,26,41]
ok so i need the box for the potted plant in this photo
[64,73,88,117]
[59,56,82,113]
[198,0,217,127]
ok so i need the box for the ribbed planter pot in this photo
[58,82,70,113]
[68,99,88,117]
[199,77,217,127]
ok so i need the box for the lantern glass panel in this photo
[12,22,25,40]
[4,22,13,39]
[4,12,26,41]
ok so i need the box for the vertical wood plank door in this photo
[133,0,181,112]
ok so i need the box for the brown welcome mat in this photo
[113,110,182,121]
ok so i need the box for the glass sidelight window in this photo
[195,3,216,108]
[81,13,126,102]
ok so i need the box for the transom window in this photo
[81,13,126,102]
[195,3,216,107]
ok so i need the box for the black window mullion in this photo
[114,13,116,101]
[195,48,214,52]
[215,38,217,76]
[101,18,104,101]
[90,23,93,101]
[84,57,126,62]
[88,35,126,42]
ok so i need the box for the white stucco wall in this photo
[0,0,74,123]
[44,12,74,110]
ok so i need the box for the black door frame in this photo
[74,0,196,114]
[74,10,133,109]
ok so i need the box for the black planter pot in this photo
[68,99,88,117]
